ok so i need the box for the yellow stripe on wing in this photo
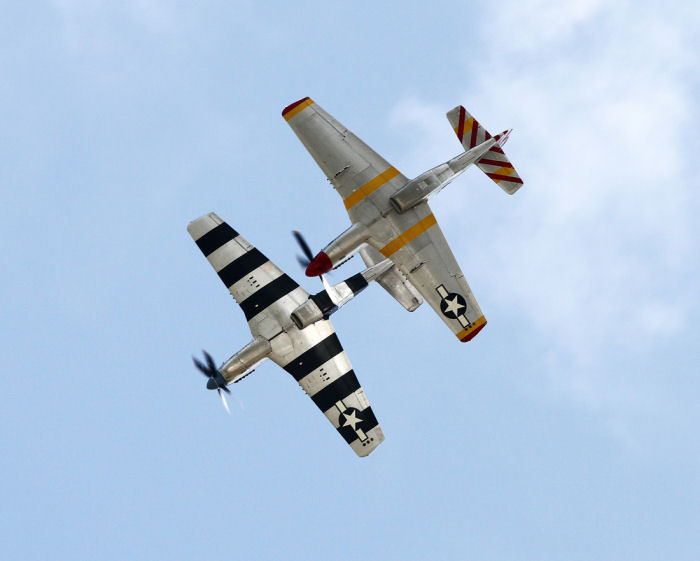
[379,214,437,257]
[343,167,401,210]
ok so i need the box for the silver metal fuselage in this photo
[389,139,497,214]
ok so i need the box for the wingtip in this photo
[459,319,487,342]
[282,97,314,120]
[187,212,222,240]
[351,426,385,457]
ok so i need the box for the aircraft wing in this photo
[372,202,487,342]
[276,319,385,456]
[188,213,384,456]
[187,213,310,341]
[283,97,408,222]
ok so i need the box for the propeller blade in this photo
[231,391,245,411]
[218,388,231,414]
[292,230,326,284]
[194,350,238,412]
[193,356,210,377]
[203,350,217,373]
[292,230,314,262]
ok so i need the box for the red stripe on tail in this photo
[486,172,524,184]
[470,118,479,148]
[479,158,513,168]
[457,106,466,142]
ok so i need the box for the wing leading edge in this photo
[283,97,408,223]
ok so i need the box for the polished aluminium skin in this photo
[188,213,391,457]
[283,98,523,342]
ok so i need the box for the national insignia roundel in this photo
[439,292,467,319]
[339,408,363,431]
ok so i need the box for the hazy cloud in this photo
[49,0,182,52]
[389,1,699,418]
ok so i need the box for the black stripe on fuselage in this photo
[239,274,299,321]
[218,248,268,288]
[337,406,379,444]
[310,291,336,317]
[310,369,361,413]
[344,273,369,295]
[283,332,344,381]
[196,222,239,256]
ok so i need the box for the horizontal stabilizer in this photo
[446,105,523,195]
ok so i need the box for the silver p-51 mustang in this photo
[283,98,523,342]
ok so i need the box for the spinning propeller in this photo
[193,350,232,414]
[292,230,352,275]
[292,230,315,270]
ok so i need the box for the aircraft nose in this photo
[305,251,332,277]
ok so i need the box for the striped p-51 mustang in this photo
[188,213,389,457]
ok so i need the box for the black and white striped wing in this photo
[276,320,384,456]
[187,213,385,456]
[187,213,309,338]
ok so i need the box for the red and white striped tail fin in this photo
[475,131,523,195]
[446,105,524,195]
[447,105,493,148]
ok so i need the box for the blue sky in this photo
[2,1,699,560]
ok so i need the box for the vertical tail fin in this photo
[446,106,524,195]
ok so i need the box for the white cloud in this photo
[390,2,699,420]
[489,0,605,50]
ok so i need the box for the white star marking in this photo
[443,295,466,316]
[342,410,362,430]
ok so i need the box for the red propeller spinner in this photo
[305,251,332,277]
